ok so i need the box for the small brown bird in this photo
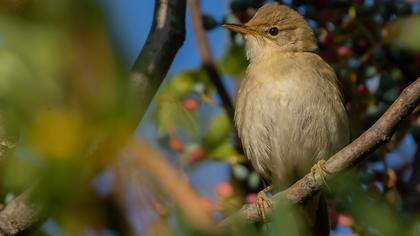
[223,3,349,235]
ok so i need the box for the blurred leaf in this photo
[0,48,32,94]
[332,172,403,235]
[152,71,205,133]
[0,14,70,78]
[2,155,39,192]
[383,87,399,103]
[206,142,236,159]
[28,109,87,159]
[270,198,303,236]
[410,124,420,142]
[247,172,260,190]
[0,14,69,123]
[167,72,197,98]
[389,15,420,52]
[153,99,198,134]
[232,164,249,180]
[379,75,397,91]
[202,112,231,151]
[219,44,247,77]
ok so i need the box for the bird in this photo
[223,3,349,235]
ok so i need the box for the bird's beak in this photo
[222,23,257,35]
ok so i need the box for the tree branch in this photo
[128,141,216,231]
[188,0,235,124]
[129,0,187,124]
[0,1,187,235]
[0,186,43,236]
[220,77,420,227]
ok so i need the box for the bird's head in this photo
[223,3,317,63]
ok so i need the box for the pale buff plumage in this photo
[224,3,349,235]
[236,52,348,186]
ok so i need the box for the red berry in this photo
[357,84,368,95]
[200,197,212,210]
[182,98,199,111]
[246,193,257,203]
[190,148,205,161]
[168,136,183,152]
[216,182,233,198]
[338,46,353,57]
[338,214,353,227]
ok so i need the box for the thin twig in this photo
[189,0,235,123]
[219,77,420,227]
[128,141,216,232]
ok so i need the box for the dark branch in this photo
[220,77,420,227]
[129,0,187,125]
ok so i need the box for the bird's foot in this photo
[310,160,330,189]
[256,185,272,221]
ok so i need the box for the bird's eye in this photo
[268,27,279,36]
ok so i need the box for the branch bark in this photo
[0,1,187,235]
[188,0,235,123]
[0,187,43,236]
[129,0,187,125]
[220,77,420,227]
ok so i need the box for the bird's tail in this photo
[302,193,330,236]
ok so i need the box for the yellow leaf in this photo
[29,109,86,160]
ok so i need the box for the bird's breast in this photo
[235,55,349,186]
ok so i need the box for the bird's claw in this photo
[311,160,330,189]
[256,186,272,220]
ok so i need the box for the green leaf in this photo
[232,164,249,180]
[0,48,31,94]
[202,112,231,151]
[383,87,399,103]
[0,14,70,79]
[206,141,236,159]
[166,69,214,97]
[219,44,247,77]
[389,15,420,52]
[247,172,260,190]
[152,70,214,134]
[153,99,198,134]
[167,71,197,98]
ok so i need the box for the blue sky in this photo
[101,0,228,73]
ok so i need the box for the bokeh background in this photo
[0,0,420,235]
